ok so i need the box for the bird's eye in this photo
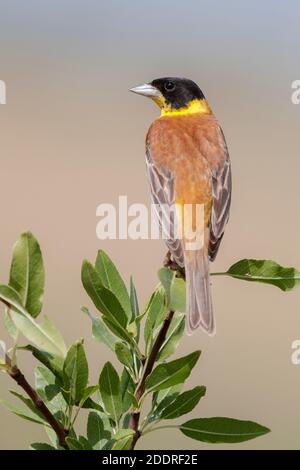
[164,81,176,92]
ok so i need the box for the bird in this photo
[130,77,231,335]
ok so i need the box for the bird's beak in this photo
[130,83,161,99]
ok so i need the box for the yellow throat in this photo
[159,98,211,117]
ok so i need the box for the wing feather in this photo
[146,145,184,267]
[208,130,232,261]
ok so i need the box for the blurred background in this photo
[0,0,300,449]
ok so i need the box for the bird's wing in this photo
[208,130,232,261]
[146,145,185,267]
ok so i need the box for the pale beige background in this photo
[0,0,300,449]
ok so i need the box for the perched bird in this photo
[130,77,231,335]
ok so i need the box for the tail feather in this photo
[185,250,214,335]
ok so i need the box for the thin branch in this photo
[129,310,175,449]
[1,299,69,450]
[128,252,183,449]
[8,364,69,449]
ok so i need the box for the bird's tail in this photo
[184,249,215,335]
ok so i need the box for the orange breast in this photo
[146,113,226,248]
[147,113,225,200]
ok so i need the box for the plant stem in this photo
[8,362,69,449]
[129,310,175,450]
[131,339,144,362]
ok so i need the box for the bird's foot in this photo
[163,251,172,267]
[163,251,185,279]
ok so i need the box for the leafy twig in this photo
[129,310,175,449]
[8,364,69,449]
[1,299,69,450]
[0,234,279,450]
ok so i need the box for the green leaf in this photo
[127,320,138,338]
[95,250,132,320]
[63,341,89,403]
[144,289,166,349]
[122,412,131,429]
[0,284,24,309]
[219,259,300,291]
[82,263,135,348]
[160,386,206,420]
[129,278,141,373]
[44,426,60,448]
[48,388,66,416]
[154,384,183,406]
[10,311,67,359]
[115,342,134,372]
[81,261,128,326]
[10,390,47,422]
[82,399,103,412]
[87,412,103,449]
[170,277,186,312]
[9,232,45,318]
[130,277,140,340]
[58,378,101,412]
[120,368,135,413]
[87,411,111,449]
[158,268,173,306]
[65,437,84,450]
[78,385,99,408]
[129,393,139,409]
[0,285,66,358]
[34,366,66,414]
[158,268,186,312]
[130,277,139,318]
[145,351,201,393]
[101,439,115,450]
[35,366,61,401]
[0,399,47,425]
[99,362,122,424]
[149,385,182,424]
[35,365,57,392]
[112,429,134,450]
[157,313,185,361]
[78,436,93,450]
[23,345,64,379]
[0,340,6,362]
[81,306,117,351]
[102,317,136,347]
[3,309,18,340]
[180,417,270,443]
[46,385,65,410]
[31,443,56,450]
[39,316,67,357]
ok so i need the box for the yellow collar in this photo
[160,99,211,117]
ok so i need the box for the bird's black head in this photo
[150,77,205,109]
[130,77,207,115]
